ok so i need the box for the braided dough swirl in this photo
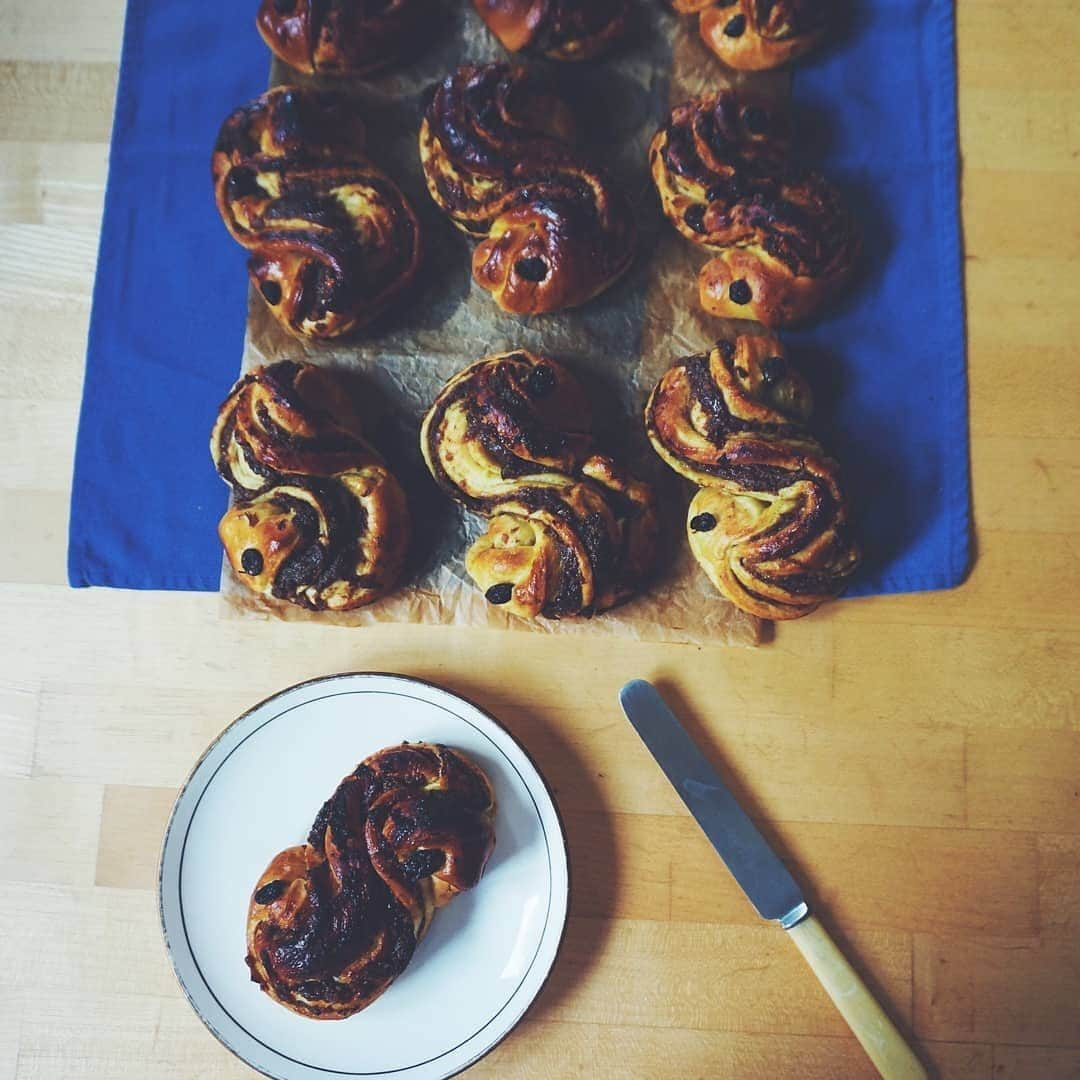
[420,63,635,315]
[213,87,422,340]
[671,0,831,71]
[256,0,423,75]
[650,90,858,327]
[474,0,628,60]
[211,361,410,611]
[247,743,496,1019]
[645,335,859,619]
[421,350,658,619]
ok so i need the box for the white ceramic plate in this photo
[159,673,569,1080]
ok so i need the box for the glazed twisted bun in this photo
[256,0,422,74]
[474,0,628,60]
[213,87,422,339]
[671,0,830,71]
[645,335,859,619]
[650,91,858,327]
[421,351,658,619]
[247,743,495,1019]
[419,63,635,315]
[211,361,409,611]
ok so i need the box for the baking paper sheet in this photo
[223,3,771,646]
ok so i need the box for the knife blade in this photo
[618,678,928,1080]
[619,678,807,927]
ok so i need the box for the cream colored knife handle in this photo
[787,915,927,1080]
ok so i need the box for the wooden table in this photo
[2,2,1078,1077]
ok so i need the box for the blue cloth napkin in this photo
[69,0,968,596]
[791,0,969,595]
[68,1,265,589]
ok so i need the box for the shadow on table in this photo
[648,676,934,1077]
[407,670,619,1022]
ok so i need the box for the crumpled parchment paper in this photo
[222,3,776,647]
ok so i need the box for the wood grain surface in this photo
[1,1,1079,1077]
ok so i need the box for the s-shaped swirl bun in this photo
[474,0,628,60]
[421,350,658,619]
[670,0,830,71]
[645,336,859,619]
[650,91,858,327]
[212,361,410,611]
[213,87,422,340]
[256,0,423,75]
[419,63,635,315]
[247,743,496,1019]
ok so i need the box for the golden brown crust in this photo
[256,0,423,75]
[649,90,858,327]
[419,63,635,315]
[246,743,495,1020]
[473,0,628,60]
[420,350,658,619]
[211,361,410,611]
[212,87,422,340]
[670,0,830,70]
[645,335,859,620]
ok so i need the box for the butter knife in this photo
[619,679,927,1080]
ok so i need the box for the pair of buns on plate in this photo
[247,742,496,1019]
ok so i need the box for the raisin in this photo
[260,280,282,306]
[227,168,261,200]
[728,279,752,304]
[241,548,265,575]
[684,204,707,233]
[253,879,286,904]
[514,257,549,282]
